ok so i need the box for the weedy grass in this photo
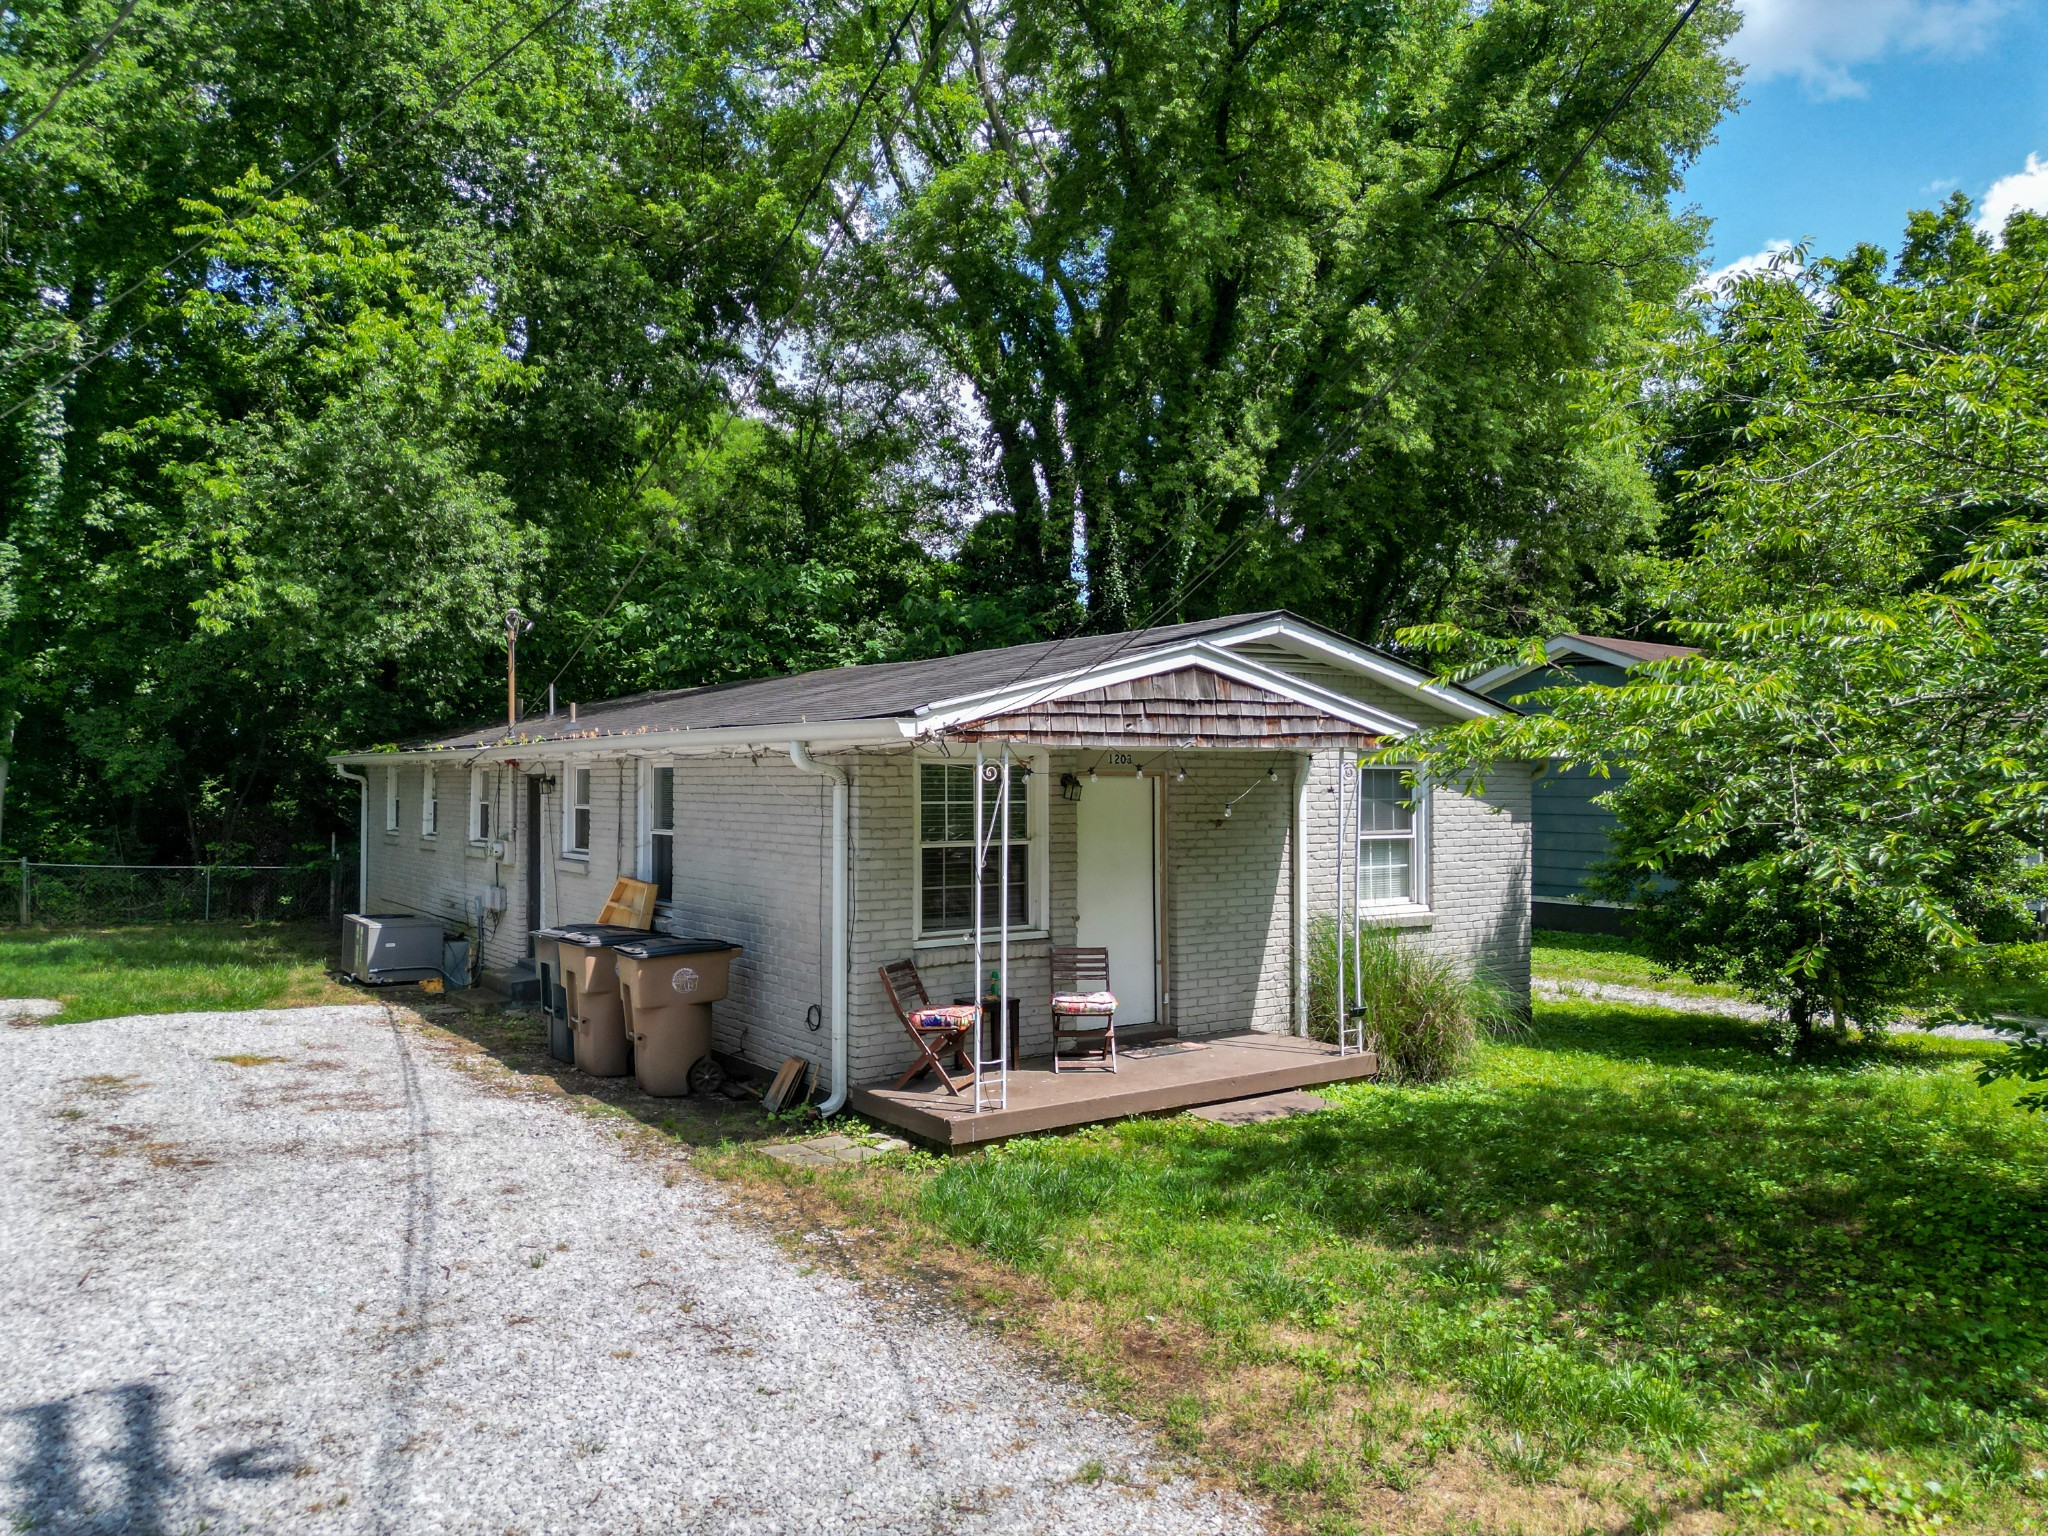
[715,998,2048,1534]
[0,922,356,1022]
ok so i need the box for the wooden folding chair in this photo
[1050,946,1118,1073]
[878,959,979,1094]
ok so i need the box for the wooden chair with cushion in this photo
[878,959,980,1094]
[1049,947,1118,1073]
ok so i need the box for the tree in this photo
[787,0,1737,634]
[1408,201,2048,1043]
[0,0,967,857]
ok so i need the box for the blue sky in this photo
[1685,0,2048,281]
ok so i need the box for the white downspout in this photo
[335,765,369,913]
[1291,751,1309,1036]
[788,742,851,1115]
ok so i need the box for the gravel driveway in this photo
[0,1005,1252,1535]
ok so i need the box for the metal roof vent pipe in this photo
[787,741,850,1116]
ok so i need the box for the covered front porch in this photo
[849,656,1397,1144]
[849,1032,1380,1149]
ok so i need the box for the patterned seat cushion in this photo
[1051,991,1118,1015]
[907,1004,980,1031]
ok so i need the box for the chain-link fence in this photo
[3,860,358,927]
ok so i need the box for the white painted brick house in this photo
[332,613,1530,1127]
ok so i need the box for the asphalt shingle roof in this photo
[405,612,1295,751]
[1564,634,1699,664]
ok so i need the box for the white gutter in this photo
[787,741,851,1116]
[333,765,369,913]
[327,717,904,769]
[1292,751,1310,1036]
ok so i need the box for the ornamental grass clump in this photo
[1306,916,1516,1082]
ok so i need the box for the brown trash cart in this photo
[615,937,742,1096]
[541,924,656,1077]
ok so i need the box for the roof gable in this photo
[1466,633,1700,697]
[943,660,1392,748]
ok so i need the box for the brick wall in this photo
[653,754,837,1086]
[1164,751,1296,1037]
[361,757,638,978]
[360,735,1533,1094]
[1300,751,1532,997]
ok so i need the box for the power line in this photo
[2,0,143,156]
[983,0,1709,711]
[0,0,581,422]
[540,0,928,696]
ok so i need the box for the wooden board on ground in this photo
[596,877,657,928]
[761,1057,808,1114]
[1188,1090,1328,1126]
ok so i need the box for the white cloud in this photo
[1692,239,1800,296]
[1976,153,2048,239]
[1731,0,2013,99]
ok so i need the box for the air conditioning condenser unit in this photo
[345,914,448,984]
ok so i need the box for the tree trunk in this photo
[1789,993,1814,1051]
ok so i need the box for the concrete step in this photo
[503,960,542,1003]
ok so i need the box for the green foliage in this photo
[1980,1026,2048,1114]
[802,0,1739,636]
[1304,915,1513,1081]
[0,0,975,859]
[1411,204,2048,1040]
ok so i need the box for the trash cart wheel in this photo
[687,1057,725,1096]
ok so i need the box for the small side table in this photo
[954,995,1022,1069]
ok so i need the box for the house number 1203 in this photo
[1106,753,1134,766]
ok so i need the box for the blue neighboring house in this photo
[1467,634,1696,933]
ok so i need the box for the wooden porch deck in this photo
[848,1032,1380,1149]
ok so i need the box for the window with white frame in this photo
[385,767,401,832]
[916,759,1033,936]
[421,766,439,837]
[469,767,494,843]
[564,766,592,855]
[1356,767,1426,905]
[646,764,675,901]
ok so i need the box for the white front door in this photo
[1075,774,1160,1027]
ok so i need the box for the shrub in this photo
[1305,916,1514,1082]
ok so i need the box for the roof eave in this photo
[327,716,912,766]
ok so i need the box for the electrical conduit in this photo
[787,742,850,1115]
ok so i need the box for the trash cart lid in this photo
[614,936,741,960]
[538,923,656,948]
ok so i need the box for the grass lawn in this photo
[710,1001,2048,1534]
[1535,929,2048,1022]
[0,921,358,1021]
[1532,930,1745,1000]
